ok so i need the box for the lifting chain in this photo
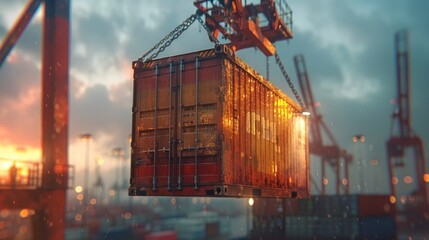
[139,11,220,63]
[274,52,305,109]
[196,15,221,46]
[138,11,304,111]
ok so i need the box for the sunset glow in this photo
[0,145,41,185]
[0,145,41,162]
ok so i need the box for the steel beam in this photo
[294,54,352,195]
[0,0,42,67]
[39,0,70,239]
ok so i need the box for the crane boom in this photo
[387,30,428,217]
[0,0,43,67]
[294,54,353,195]
[395,30,412,139]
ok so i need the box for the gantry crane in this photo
[194,0,293,56]
[192,0,306,109]
[294,54,353,195]
[386,30,428,215]
[0,0,70,239]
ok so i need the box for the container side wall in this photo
[130,47,309,198]
[221,56,309,197]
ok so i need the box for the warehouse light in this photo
[302,111,311,116]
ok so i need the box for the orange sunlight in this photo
[0,144,41,162]
[0,145,40,185]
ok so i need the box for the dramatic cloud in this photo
[0,52,41,148]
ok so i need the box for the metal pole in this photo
[194,56,200,189]
[153,64,159,191]
[345,158,350,195]
[178,59,184,190]
[321,159,326,195]
[84,139,89,228]
[168,61,173,190]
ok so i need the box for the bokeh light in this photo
[389,195,396,204]
[424,173,429,183]
[322,177,329,186]
[19,209,29,218]
[75,185,83,193]
[248,198,254,206]
[403,176,413,184]
[76,193,84,201]
[74,213,82,222]
[90,198,97,205]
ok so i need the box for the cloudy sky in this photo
[0,0,428,196]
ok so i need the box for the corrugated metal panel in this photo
[129,46,309,198]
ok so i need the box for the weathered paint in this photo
[129,46,309,198]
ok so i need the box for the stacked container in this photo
[252,195,397,239]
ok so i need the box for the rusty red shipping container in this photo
[129,46,309,198]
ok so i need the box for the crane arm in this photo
[0,0,43,67]
[194,0,293,56]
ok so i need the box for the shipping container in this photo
[175,218,206,240]
[145,231,177,240]
[265,195,396,218]
[359,216,396,240]
[129,45,309,198]
[311,195,395,217]
[313,216,396,240]
[97,226,132,240]
[252,195,397,239]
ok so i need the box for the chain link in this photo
[137,12,304,112]
[139,12,221,63]
[139,14,199,62]
[274,52,305,109]
[196,16,221,46]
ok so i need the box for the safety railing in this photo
[0,158,40,189]
[275,0,293,33]
[0,158,75,190]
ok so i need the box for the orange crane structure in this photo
[192,0,305,110]
[194,0,293,56]
[0,0,71,239]
[386,30,428,218]
[293,54,353,195]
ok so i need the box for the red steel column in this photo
[344,158,350,194]
[39,0,69,239]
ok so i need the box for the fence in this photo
[0,158,74,189]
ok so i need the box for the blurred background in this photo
[0,0,428,239]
